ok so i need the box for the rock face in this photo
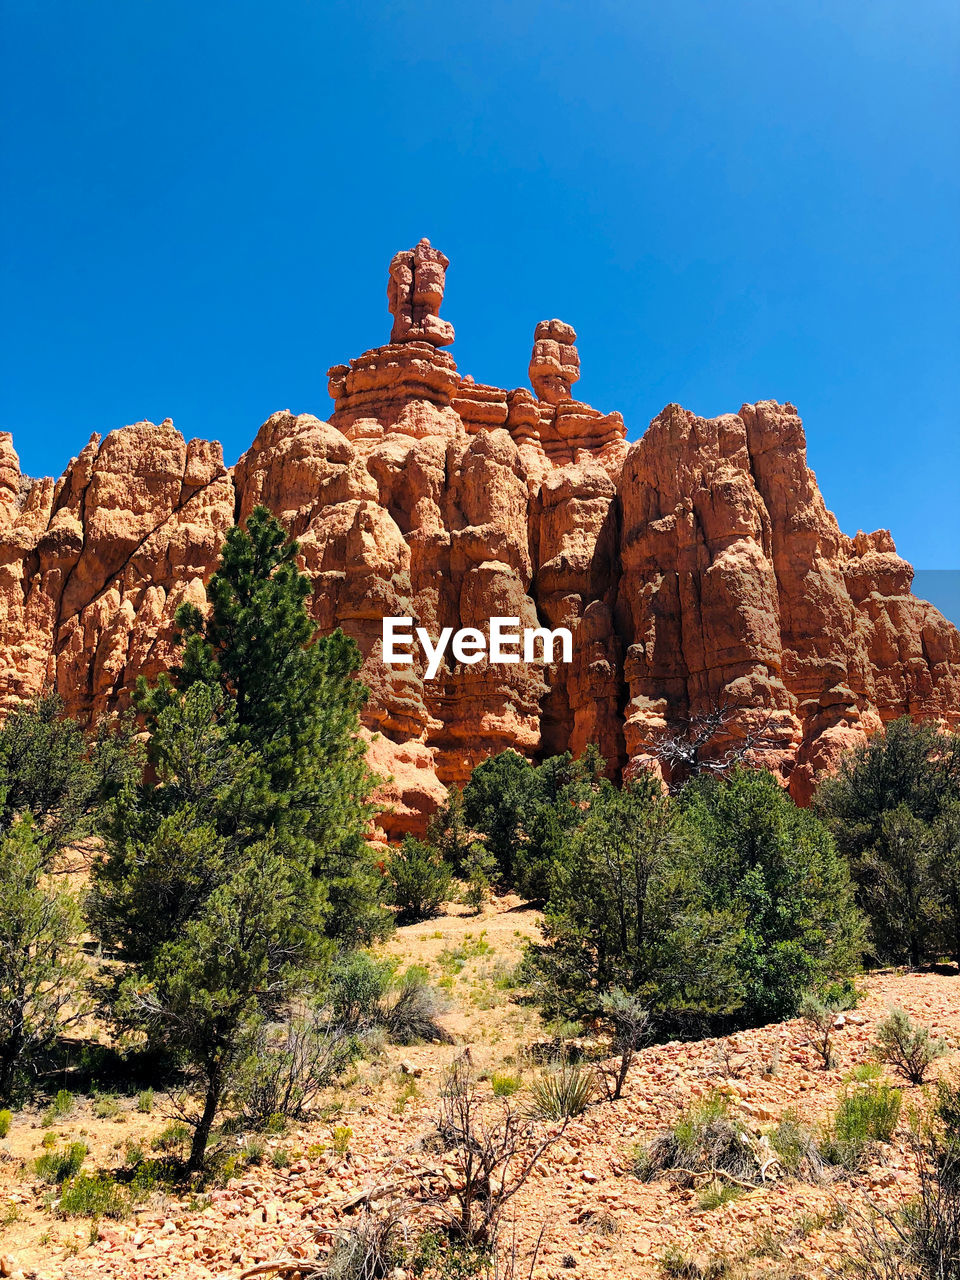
[2,241,958,835]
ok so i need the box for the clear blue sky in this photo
[2,1,958,590]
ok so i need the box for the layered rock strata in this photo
[2,242,958,834]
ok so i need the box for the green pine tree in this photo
[858,805,941,967]
[142,505,386,945]
[92,682,328,1168]
[426,787,473,876]
[679,768,865,1021]
[815,718,960,859]
[0,694,132,1098]
[525,773,742,1027]
[816,720,960,968]
[461,746,603,897]
[91,508,387,1166]
[0,818,87,1103]
[932,801,960,969]
[462,750,536,889]
[386,836,452,923]
[0,693,138,863]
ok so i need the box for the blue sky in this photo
[2,2,958,597]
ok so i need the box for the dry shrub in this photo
[421,1053,563,1245]
[637,1092,774,1187]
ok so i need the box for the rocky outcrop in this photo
[2,242,958,834]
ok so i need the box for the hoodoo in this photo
[1,240,958,837]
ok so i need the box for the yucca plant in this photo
[527,1064,595,1120]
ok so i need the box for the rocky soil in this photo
[1,897,957,1280]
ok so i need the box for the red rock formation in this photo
[529,319,580,404]
[2,242,958,833]
[387,238,455,348]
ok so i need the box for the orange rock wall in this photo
[2,244,958,835]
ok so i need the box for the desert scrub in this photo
[42,1089,75,1126]
[638,1092,768,1187]
[382,966,451,1045]
[492,962,523,991]
[821,1080,902,1170]
[793,1205,847,1237]
[845,1062,883,1084]
[840,1075,960,1274]
[386,836,451,923]
[467,979,502,1011]
[657,1246,735,1278]
[136,1089,154,1114]
[239,1135,266,1165]
[55,1173,131,1220]
[326,952,450,1046]
[437,932,492,975]
[819,977,864,1010]
[0,1109,11,1138]
[151,1121,191,1154]
[395,1076,420,1113]
[490,1071,522,1098]
[873,1007,948,1084]
[122,1138,145,1166]
[799,995,840,1070]
[697,1179,747,1210]
[332,1124,352,1157]
[34,1141,88,1184]
[767,1110,828,1180]
[325,1209,406,1278]
[527,1064,595,1120]
[92,1093,123,1120]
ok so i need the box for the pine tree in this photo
[386,837,452,923]
[92,682,328,1168]
[520,747,604,899]
[525,774,742,1026]
[815,718,960,858]
[91,508,387,1166]
[142,505,386,945]
[462,750,535,888]
[426,787,473,875]
[933,801,960,969]
[0,819,87,1103]
[115,829,314,1168]
[680,768,865,1021]
[816,720,960,968]
[0,695,131,1098]
[858,805,941,967]
[0,693,137,862]
[461,747,603,897]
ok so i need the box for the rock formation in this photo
[387,238,455,348]
[2,241,958,835]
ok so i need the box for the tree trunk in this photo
[0,1030,24,1105]
[188,1072,222,1172]
[613,1047,632,1100]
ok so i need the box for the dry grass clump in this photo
[636,1092,775,1188]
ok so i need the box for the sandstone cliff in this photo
[2,238,958,834]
